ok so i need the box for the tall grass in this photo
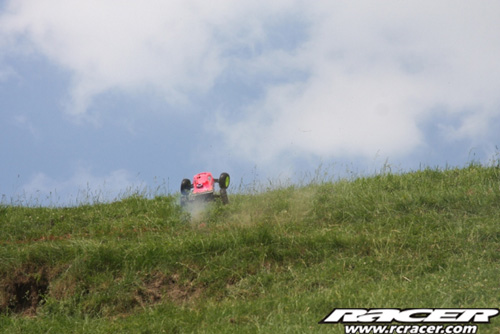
[1,164,500,333]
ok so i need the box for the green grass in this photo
[1,164,500,333]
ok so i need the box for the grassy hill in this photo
[1,164,500,333]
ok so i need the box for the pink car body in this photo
[192,172,215,194]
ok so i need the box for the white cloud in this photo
[2,0,500,170]
[216,1,500,166]
[1,0,217,114]
[0,0,303,115]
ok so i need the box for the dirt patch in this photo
[165,273,203,303]
[134,272,202,307]
[0,265,49,316]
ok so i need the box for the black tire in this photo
[220,188,229,205]
[180,178,192,195]
[219,173,230,189]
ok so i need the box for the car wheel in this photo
[219,173,230,189]
[180,178,192,195]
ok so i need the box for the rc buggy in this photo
[180,172,230,207]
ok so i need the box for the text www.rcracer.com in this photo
[344,325,477,334]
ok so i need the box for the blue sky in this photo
[1,1,500,206]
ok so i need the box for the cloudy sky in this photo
[1,1,500,205]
